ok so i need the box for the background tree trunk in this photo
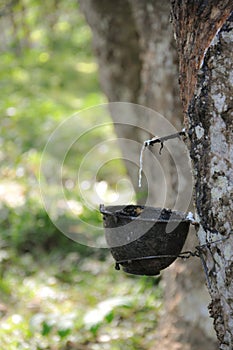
[79,0,181,206]
[171,1,233,348]
[80,0,218,348]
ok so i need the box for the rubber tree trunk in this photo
[79,0,182,207]
[171,1,233,348]
[79,0,218,348]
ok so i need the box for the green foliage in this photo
[1,199,76,253]
[0,247,162,349]
[0,1,163,349]
[0,3,103,156]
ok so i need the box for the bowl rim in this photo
[100,204,191,223]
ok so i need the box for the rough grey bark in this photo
[189,16,233,349]
[80,0,218,349]
[171,1,233,348]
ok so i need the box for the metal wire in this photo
[114,250,199,272]
[114,233,233,288]
[115,250,199,265]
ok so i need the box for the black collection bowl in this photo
[100,204,190,276]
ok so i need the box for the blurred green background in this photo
[0,1,162,349]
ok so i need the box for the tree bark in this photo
[171,0,233,114]
[79,0,182,206]
[171,1,233,348]
[80,0,218,348]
